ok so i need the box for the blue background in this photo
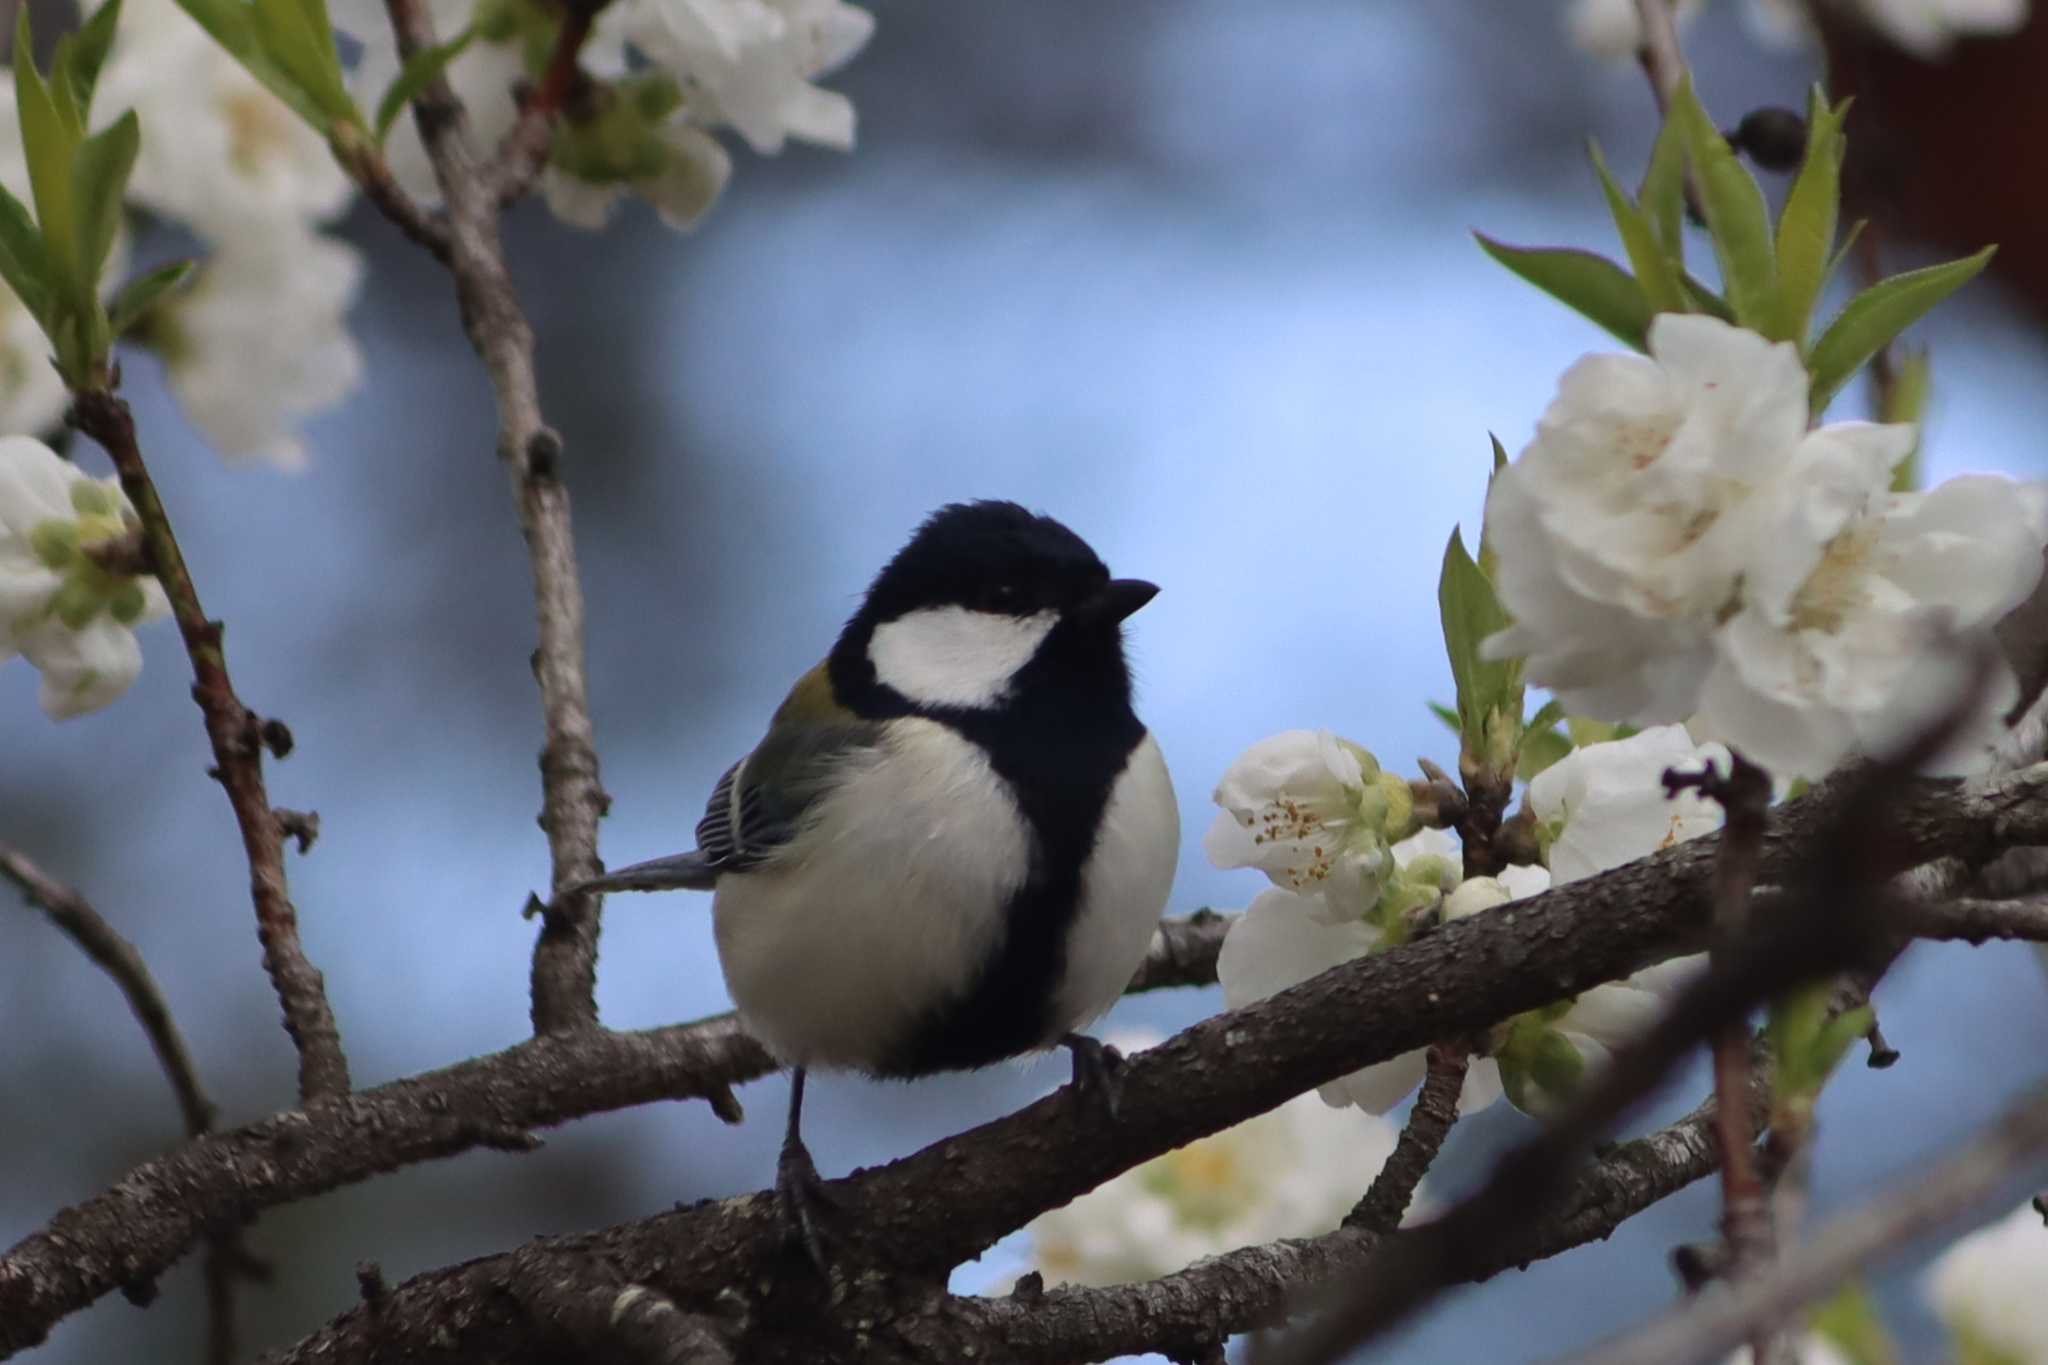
[6,3,2048,1360]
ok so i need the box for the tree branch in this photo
[68,389,351,1104]
[0,913,1215,1355]
[1560,1086,2048,1365]
[1346,1042,1467,1233]
[381,0,611,1037]
[1632,0,1688,109]
[486,1,605,206]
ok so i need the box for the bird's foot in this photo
[776,1136,837,1273]
[1061,1032,1126,1122]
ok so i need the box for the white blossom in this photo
[1029,1050,1407,1287]
[1722,1337,1854,1365]
[1696,473,2045,780]
[0,80,64,438]
[1205,730,1415,925]
[1567,0,1705,60]
[1218,831,1509,1116]
[1483,314,1915,726]
[94,0,353,238]
[1527,724,1728,884]
[348,20,526,209]
[1924,1201,2048,1362]
[0,437,169,718]
[160,225,366,468]
[1745,0,2027,57]
[609,0,875,155]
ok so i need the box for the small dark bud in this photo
[119,1276,160,1307]
[260,717,295,759]
[525,427,563,479]
[356,1260,388,1304]
[1010,1270,1045,1302]
[1730,107,1807,173]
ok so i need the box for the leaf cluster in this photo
[1478,81,1991,415]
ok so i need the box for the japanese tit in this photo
[577,500,1180,1256]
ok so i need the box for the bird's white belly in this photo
[1051,732,1180,1032]
[712,718,1031,1072]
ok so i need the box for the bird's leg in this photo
[1060,1033,1126,1122]
[776,1067,834,1271]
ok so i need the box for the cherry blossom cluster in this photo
[1484,313,2047,781]
[1209,725,1720,1119]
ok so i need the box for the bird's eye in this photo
[980,582,1021,611]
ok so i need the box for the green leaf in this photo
[1823,218,1868,296]
[14,9,81,296]
[1808,247,1995,414]
[1810,1281,1901,1365]
[0,182,54,323]
[1670,77,1778,332]
[1427,700,1460,733]
[108,259,195,337]
[1526,698,1567,734]
[1479,434,1511,580]
[1677,271,1736,322]
[376,26,476,143]
[1475,233,1653,350]
[1772,87,1849,349]
[1439,526,1522,762]
[170,0,331,129]
[70,110,138,286]
[58,0,125,120]
[1591,141,1684,314]
[1489,433,1508,473]
[1517,725,1572,781]
[1638,109,1687,261]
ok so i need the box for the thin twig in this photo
[1559,1086,2048,1365]
[331,128,452,265]
[1346,1043,1468,1232]
[1632,0,1687,110]
[68,389,352,1102]
[486,3,603,207]
[0,846,266,1362]
[1894,895,2048,943]
[381,0,611,1036]
[0,847,215,1133]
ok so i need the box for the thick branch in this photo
[382,0,610,1036]
[0,914,1216,1354]
[1562,1087,2048,1365]
[68,389,350,1103]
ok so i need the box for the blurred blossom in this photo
[158,225,367,469]
[1029,1036,1407,1287]
[1745,0,2028,57]
[96,0,354,239]
[1565,0,1704,60]
[1924,1201,2048,1362]
[543,122,733,232]
[1722,1337,1854,1365]
[0,437,169,718]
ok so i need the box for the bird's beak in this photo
[1076,578,1160,626]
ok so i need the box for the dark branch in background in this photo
[67,390,351,1104]
[0,913,1215,1355]
[1666,753,1778,1360]
[1562,1087,2048,1365]
[380,0,611,1037]
[0,846,265,1365]
[1347,1043,1467,1233]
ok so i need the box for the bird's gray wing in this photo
[577,664,882,894]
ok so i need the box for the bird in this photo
[574,500,1180,1261]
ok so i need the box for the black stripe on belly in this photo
[877,674,1144,1077]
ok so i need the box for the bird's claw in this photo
[776,1137,836,1273]
[1061,1033,1126,1123]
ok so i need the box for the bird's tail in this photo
[567,852,719,895]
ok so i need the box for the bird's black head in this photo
[829,501,1157,717]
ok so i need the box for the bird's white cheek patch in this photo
[868,606,1058,709]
